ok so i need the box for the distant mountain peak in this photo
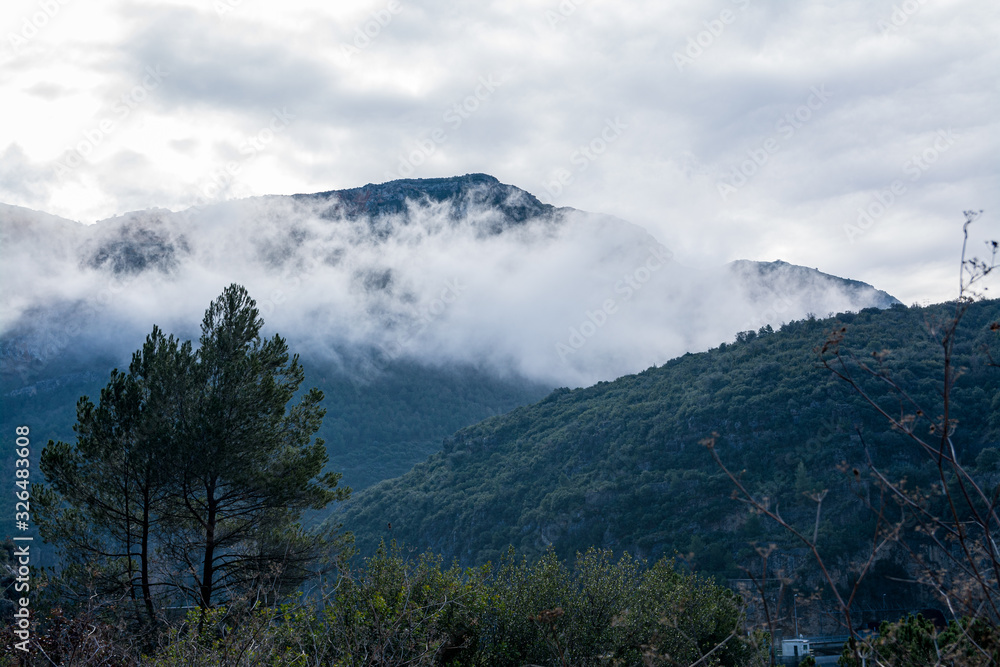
[292,173,559,229]
[3,175,905,388]
[727,259,901,310]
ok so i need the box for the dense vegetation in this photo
[338,301,1000,593]
[35,285,349,620]
[0,352,549,495]
[1,541,766,666]
[5,280,998,663]
[311,361,550,490]
[839,613,1000,666]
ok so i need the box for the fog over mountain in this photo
[1,174,897,388]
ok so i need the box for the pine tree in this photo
[160,284,349,609]
[38,284,350,624]
[37,326,190,628]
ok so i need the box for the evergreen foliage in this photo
[339,301,1000,588]
[1,354,550,494]
[35,285,350,627]
[8,290,998,664]
[839,614,1000,666]
[7,544,763,666]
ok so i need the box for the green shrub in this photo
[16,544,766,665]
[838,614,1000,667]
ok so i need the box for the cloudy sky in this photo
[1,0,997,305]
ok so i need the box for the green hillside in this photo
[0,356,550,495]
[339,301,1000,580]
[305,360,551,489]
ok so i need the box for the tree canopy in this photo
[37,284,350,628]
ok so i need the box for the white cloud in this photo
[0,190,907,387]
[0,0,997,307]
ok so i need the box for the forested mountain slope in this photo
[339,300,1000,577]
[0,357,550,493]
[3,175,902,494]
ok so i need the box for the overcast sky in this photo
[1,0,997,305]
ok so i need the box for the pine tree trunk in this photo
[200,484,218,610]
[141,488,156,626]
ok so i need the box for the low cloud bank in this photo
[1,183,897,387]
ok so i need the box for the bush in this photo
[9,545,766,665]
[838,614,1000,667]
[323,542,480,666]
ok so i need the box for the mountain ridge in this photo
[335,299,1000,577]
[1,174,901,389]
[2,174,914,494]
[293,173,561,229]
